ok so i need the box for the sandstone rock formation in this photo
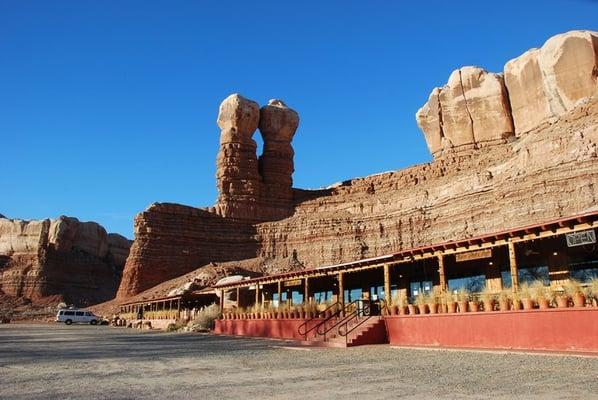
[213,95,299,222]
[505,30,598,134]
[115,30,598,301]
[0,215,131,306]
[418,30,597,157]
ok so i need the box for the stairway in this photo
[299,316,388,348]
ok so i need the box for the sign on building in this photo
[455,248,492,262]
[284,279,302,287]
[566,230,596,247]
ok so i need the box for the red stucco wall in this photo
[384,308,598,354]
[214,318,313,340]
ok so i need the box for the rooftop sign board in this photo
[455,248,492,262]
[566,229,596,247]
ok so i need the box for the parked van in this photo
[56,309,100,325]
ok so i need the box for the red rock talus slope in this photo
[0,215,131,306]
[116,30,598,300]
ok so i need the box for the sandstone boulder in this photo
[504,30,598,134]
[417,67,514,156]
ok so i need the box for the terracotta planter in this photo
[417,304,428,315]
[391,306,399,316]
[498,299,509,311]
[573,293,586,308]
[512,301,522,311]
[482,300,495,312]
[399,306,408,315]
[537,298,550,309]
[458,301,468,313]
[469,301,479,312]
[447,302,457,314]
[407,305,417,315]
[305,311,312,319]
[556,296,569,308]
[522,298,534,310]
[427,303,438,314]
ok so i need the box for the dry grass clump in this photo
[191,304,221,331]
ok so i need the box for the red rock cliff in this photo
[116,30,598,300]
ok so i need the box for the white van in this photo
[56,309,100,325]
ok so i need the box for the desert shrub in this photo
[166,322,182,332]
[192,304,221,330]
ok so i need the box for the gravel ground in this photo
[1,324,597,400]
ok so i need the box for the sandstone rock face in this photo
[115,203,257,299]
[418,30,597,157]
[505,30,598,134]
[116,31,598,301]
[214,94,299,222]
[0,215,131,306]
[417,67,514,156]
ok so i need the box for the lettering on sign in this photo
[284,279,302,287]
[566,230,596,247]
[455,248,492,263]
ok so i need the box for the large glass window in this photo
[344,288,363,303]
[370,285,385,300]
[447,275,485,293]
[568,243,598,282]
[313,290,333,304]
[291,290,304,305]
[501,270,512,288]
[518,266,549,285]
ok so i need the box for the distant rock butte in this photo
[0,215,131,306]
[112,30,598,300]
[417,30,598,157]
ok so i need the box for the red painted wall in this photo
[214,318,312,340]
[384,308,598,354]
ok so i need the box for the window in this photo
[447,275,485,293]
[370,285,385,300]
[344,288,362,303]
[291,290,304,305]
[75,312,84,316]
[518,266,549,285]
[64,311,75,316]
[84,312,92,316]
[410,281,433,298]
[313,290,333,304]
[501,270,512,288]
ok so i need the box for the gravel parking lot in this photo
[1,324,597,400]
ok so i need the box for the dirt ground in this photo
[1,324,597,400]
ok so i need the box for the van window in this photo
[75,312,84,316]
[64,311,75,316]
[58,311,64,315]
[84,312,92,316]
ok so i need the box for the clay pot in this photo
[407,305,418,315]
[399,306,408,315]
[512,301,522,311]
[537,298,550,310]
[458,301,468,313]
[427,303,438,314]
[483,300,495,312]
[498,299,510,311]
[522,298,534,310]
[391,305,399,316]
[556,296,569,308]
[573,293,586,308]
[305,311,312,319]
[447,302,457,314]
[417,304,428,315]
[469,301,479,312]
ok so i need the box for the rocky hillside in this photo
[0,215,131,309]
[116,30,598,300]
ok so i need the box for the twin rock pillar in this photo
[215,94,299,222]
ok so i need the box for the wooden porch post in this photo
[338,272,345,316]
[236,287,240,308]
[383,264,391,305]
[508,242,519,292]
[219,290,225,314]
[304,277,310,303]
[438,254,447,293]
[255,284,260,307]
[277,280,282,305]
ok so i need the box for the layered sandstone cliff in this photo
[116,30,598,300]
[0,215,131,306]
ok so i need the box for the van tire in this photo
[65,319,73,325]
[90,320,98,325]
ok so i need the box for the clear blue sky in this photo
[1,1,596,238]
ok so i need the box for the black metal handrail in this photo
[338,301,374,344]
[297,301,340,339]
[315,299,366,339]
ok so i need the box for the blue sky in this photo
[1,1,596,238]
